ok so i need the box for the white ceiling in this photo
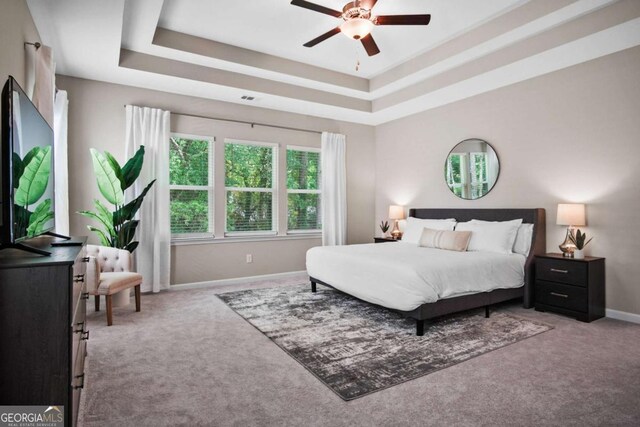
[25,0,640,125]
[158,0,522,78]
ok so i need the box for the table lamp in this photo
[388,205,405,240]
[557,203,585,257]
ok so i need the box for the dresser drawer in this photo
[536,280,587,312]
[537,257,587,287]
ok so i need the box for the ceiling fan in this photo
[290,0,431,56]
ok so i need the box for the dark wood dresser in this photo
[534,253,605,322]
[0,236,88,427]
[374,237,399,243]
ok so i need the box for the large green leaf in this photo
[87,225,111,247]
[113,179,155,227]
[121,146,145,190]
[117,220,139,248]
[124,241,139,253]
[21,147,40,173]
[78,210,115,239]
[94,199,116,236]
[90,148,124,205]
[104,151,125,190]
[12,152,24,189]
[13,204,31,238]
[26,199,54,237]
[15,146,51,206]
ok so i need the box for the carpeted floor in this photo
[80,274,640,426]
[218,284,553,400]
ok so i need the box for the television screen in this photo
[2,77,55,243]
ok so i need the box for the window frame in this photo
[169,133,215,240]
[224,138,279,237]
[286,145,322,235]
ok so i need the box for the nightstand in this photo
[374,237,399,243]
[534,253,605,322]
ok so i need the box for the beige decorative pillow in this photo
[419,228,472,252]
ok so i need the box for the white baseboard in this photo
[170,270,308,291]
[606,308,640,324]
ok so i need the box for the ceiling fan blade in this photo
[360,0,379,9]
[290,0,342,17]
[360,34,380,56]
[375,14,431,25]
[303,27,341,47]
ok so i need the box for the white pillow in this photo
[401,217,456,244]
[469,220,534,256]
[456,219,523,254]
[513,224,534,256]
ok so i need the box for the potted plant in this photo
[569,229,593,259]
[78,146,155,253]
[379,220,390,237]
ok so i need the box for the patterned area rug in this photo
[217,284,553,400]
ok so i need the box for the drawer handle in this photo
[81,330,90,341]
[73,373,85,390]
[550,268,568,274]
[73,322,85,334]
[74,274,85,283]
[550,292,569,298]
[81,257,90,263]
[81,292,90,300]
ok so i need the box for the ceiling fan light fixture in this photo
[340,18,374,40]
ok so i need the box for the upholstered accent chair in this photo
[86,245,143,326]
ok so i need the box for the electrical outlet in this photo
[246,254,253,263]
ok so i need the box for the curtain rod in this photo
[123,105,323,135]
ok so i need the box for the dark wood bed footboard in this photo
[309,208,546,336]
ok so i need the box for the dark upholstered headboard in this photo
[408,208,546,308]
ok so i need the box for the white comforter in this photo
[306,243,526,312]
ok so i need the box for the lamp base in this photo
[390,220,402,240]
[559,228,576,257]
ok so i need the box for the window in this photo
[287,147,321,232]
[225,140,277,234]
[169,135,213,237]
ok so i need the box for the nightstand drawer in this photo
[536,280,587,312]
[537,258,587,287]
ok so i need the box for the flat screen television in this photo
[1,76,55,254]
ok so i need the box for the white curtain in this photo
[321,132,347,246]
[125,106,171,293]
[53,90,69,235]
[32,45,55,128]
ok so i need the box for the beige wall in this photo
[0,0,39,92]
[375,46,640,316]
[55,76,375,284]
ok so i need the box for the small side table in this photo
[534,253,605,322]
[374,237,399,243]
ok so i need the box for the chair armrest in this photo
[86,256,100,294]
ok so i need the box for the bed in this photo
[307,208,546,335]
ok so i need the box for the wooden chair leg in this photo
[134,285,141,312]
[106,295,113,326]
[94,295,100,312]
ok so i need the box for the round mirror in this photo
[445,139,499,200]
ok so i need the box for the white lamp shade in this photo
[388,205,405,220]
[557,203,586,226]
[340,18,374,40]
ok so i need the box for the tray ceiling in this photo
[26,0,640,125]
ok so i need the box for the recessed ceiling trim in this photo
[369,0,617,97]
[118,49,372,112]
[152,27,370,93]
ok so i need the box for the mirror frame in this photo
[444,138,500,200]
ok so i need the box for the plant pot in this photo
[573,249,585,259]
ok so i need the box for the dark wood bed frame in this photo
[310,208,546,336]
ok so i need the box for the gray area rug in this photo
[217,284,553,400]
